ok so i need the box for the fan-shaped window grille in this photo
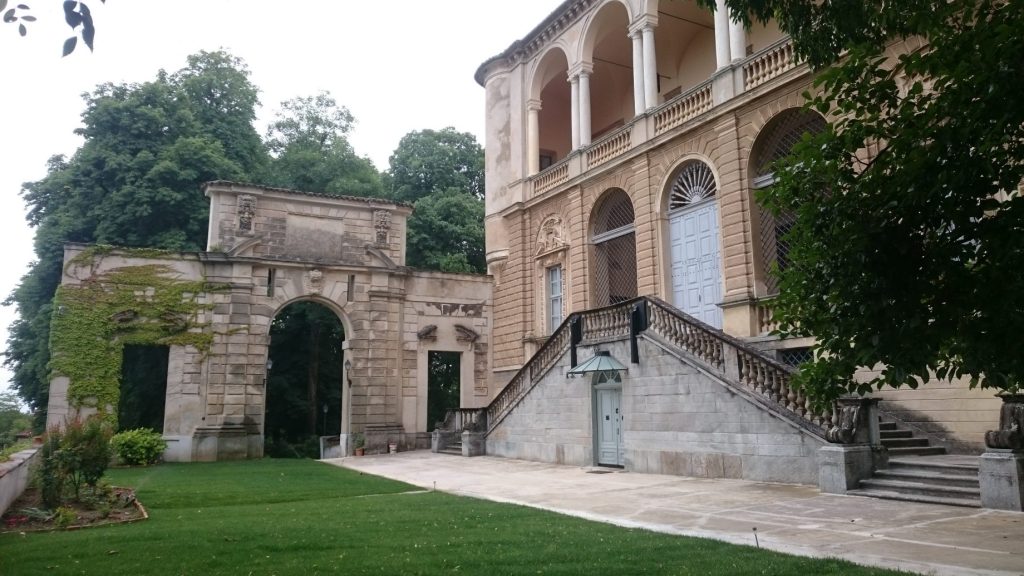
[591,189,637,306]
[669,161,717,211]
[752,109,827,295]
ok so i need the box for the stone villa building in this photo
[45,0,1021,509]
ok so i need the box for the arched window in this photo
[751,109,827,295]
[591,189,637,306]
[669,161,717,210]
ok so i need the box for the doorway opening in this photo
[592,372,624,467]
[427,351,461,432]
[119,345,170,431]
[264,301,344,458]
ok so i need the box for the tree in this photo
[2,1,106,56]
[713,0,1024,402]
[0,391,32,449]
[261,92,383,198]
[387,127,484,204]
[387,128,486,273]
[4,51,260,421]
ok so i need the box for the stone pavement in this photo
[324,451,1024,576]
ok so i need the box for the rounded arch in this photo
[579,0,635,63]
[579,0,637,132]
[748,107,828,296]
[589,188,638,306]
[271,294,353,340]
[529,45,572,169]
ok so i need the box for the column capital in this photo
[526,99,543,112]
[569,62,594,79]
[628,14,657,36]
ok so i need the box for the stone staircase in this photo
[848,421,981,507]
[437,438,463,456]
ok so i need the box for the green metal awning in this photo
[567,351,628,378]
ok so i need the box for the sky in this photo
[0,0,558,400]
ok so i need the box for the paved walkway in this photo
[324,451,1024,576]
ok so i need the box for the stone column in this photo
[527,99,542,175]
[729,9,747,62]
[570,74,581,150]
[714,0,730,70]
[642,25,658,109]
[578,69,592,147]
[630,29,645,116]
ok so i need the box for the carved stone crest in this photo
[455,324,480,343]
[417,325,438,342]
[237,195,256,232]
[306,269,323,294]
[535,216,567,255]
[374,210,392,247]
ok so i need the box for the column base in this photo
[819,444,874,494]
[462,431,486,457]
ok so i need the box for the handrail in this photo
[443,295,832,441]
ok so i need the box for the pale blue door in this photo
[670,200,722,328]
[596,387,623,466]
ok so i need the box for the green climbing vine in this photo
[50,247,227,425]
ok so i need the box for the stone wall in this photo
[487,338,825,485]
[0,448,39,516]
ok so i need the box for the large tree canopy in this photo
[712,0,1024,401]
[387,128,486,273]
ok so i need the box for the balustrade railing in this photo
[653,82,713,136]
[744,39,798,91]
[756,298,779,335]
[585,125,631,168]
[436,407,487,435]
[531,159,570,196]
[457,296,831,440]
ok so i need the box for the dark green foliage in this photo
[0,391,32,450]
[110,428,167,466]
[265,301,344,456]
[427,351,461,431]
[118,346,169,432]
[38,432,64,509]
[712,0,1024,401]
[261,91,383,198]
[388,128,486,273]
[2,460,906,575]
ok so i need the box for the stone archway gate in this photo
[46,181,493,461]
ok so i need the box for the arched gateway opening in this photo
[264,300,345,458]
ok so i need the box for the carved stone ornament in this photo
[237,195,256,232]
[374,210,392,247]
[985,394,1024,450]
[535,216,567,256]
[826,399,863,444]
[306,269,323,294]
[455,324,480,343]
[417,325,438,342]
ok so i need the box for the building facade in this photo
[476,0,1001,454]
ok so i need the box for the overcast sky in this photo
[0,1,557,399]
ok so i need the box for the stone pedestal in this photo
[462,431,486,457]
[192,425,260,461]
[979,450,1024,511]
[819,444,874,494]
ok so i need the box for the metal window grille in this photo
[669,161,717,211]
[592,190,637,306]
[548,265,563,333]
[753,110,827,295]
[779,346,814,367]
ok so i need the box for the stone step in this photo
[859,478,980,500]
[887,446,947,457]
[873,469,979,489]
[879,429,913,439]
[847,488,981,508]
[878,421,898,431]
[437,447,463,456]
[888,457,978,476]
[881,437,931,448]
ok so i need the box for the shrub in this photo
[111,428,166,465]
[37,416,113,507]
[38,431,64,509]
[54,505,77,528]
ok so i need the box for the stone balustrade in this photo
[653,82,713,136]
[585,125,632,169]
[743,38,798,91]
[531,160,570,196]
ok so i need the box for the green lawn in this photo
[0,459,906,575]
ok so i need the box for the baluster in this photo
[786,381,797,412]
[795,387,807,419]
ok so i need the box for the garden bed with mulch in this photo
[1,485,147,533]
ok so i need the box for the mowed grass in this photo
[0,459,907,576]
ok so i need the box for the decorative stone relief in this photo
[826,400,862,444]
[985,395,1024,450]
[374,210,392,247]
[305,269,323,294]
[237,195,256,232]
[455,324,480,343]
[535,216,567,255]
[417,325,438,342]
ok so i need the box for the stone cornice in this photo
[474,0,599,87]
